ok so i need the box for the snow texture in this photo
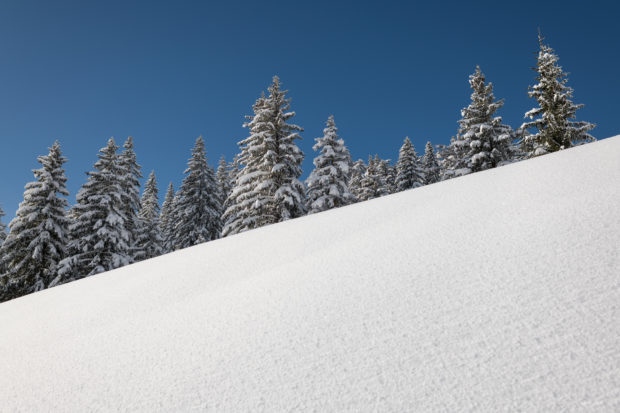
[1,136,619,412]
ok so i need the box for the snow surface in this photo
[1,137,620,412]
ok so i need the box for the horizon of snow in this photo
[1,136,619,411]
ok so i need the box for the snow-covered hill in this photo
[1,137,619,412]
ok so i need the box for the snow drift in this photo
[1,137,619,412]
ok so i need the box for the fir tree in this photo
[357,155,389,201]
[55,138,130,284]
[439,66,513,179]
[395,137,424,192]
[135,171,163,261]
[521,34,595,157]
[169,136,221,250]
[0,205,6,247]
[377,157,396,194]
[159,182,175,253]
[118,137,142,261]
[306,115,355,214]
[348,159,366,202]
[216,155,231,207]
[422,141,441,185]
[0,141,70,300]
[223,77,305,236]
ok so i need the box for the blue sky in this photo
[1,0,618,219]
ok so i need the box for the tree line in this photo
[0,35,595,302]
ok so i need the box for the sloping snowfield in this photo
[1,137,619,412]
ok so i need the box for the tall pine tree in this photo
[395,137,424,192]
[521,34,595,157]
[169,136,221,250]
[118,137,142,261]
[0,141,70,300]
[223,77,305,236]
[135,171,163,261]
[306,115,355,214]
[439,66,513,178]
[55,138,130,284]
[0,205,6,247]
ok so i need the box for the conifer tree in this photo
[169,136,221,249]
[395,137,424,191]
[521,34,595,157]
[135,171,163,261]
[306,115,355,214]
[0,205,6,247]
[223,77,305,236]
[377,157,395,194]
[159,182,175,253]
[118,137,142,261]
[357,155,389,201]
[0,141,70,300]
[216,155,231,207]
[55,138,130,284]
[439,66,513,179]
[422,141,441,184]
[348,159,366,202]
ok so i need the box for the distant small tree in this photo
[357,155,389,201]
[348,159,366,202]
[395,137,424,191]
[421,141,441,185]
[521,33,595,157]
[159,182,175,253]
[306,115,355,213]
[135,171,163,261]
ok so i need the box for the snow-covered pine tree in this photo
[159,182,175,253]
[222,77,306,236]
[521,34,595,157]
[55,138,130,284]
[439,66,513,179]
[169,136,221,250]
[0,205,6,247]
[216,155,231,208]
[395,137,424,192]
[348,159,366,202]
[118,137,142,261]
[306,115,355,214]
[357,155,389,201]
[422,141,441,185]
[135,171,163,261]
[0,141,70,300]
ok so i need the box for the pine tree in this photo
[521,34,595,157]
[0,141,70,300]
[169,136,221,250]
[216,155,231,208]
[377,157,396,194]
[357,155,389,201]
[306,115,355,214]
[395,137,424,192]
[439,66,513,179]
[118,137,142,261]
[159,182,175,253]
[348,159,366,202]
[55,138,130,284]
[422,141,441,185]
[223,77,306,236]
[0,205,6,247]
[135,171,163,261]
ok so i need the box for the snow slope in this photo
[1,137,619,412]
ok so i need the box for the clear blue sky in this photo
[1,0,619,219]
